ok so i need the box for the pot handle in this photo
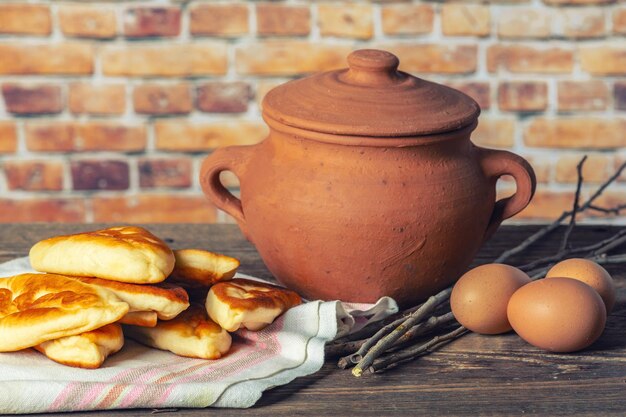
[200,145,254,237]
[479,148,537,242]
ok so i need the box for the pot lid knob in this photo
[343,49,402,86]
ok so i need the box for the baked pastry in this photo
[124,305,231,360]
[169,249,240,287]
[0,273,129,352]
[34,323,124,369]
[205,279,302,332]
[29,226,175,284]
[118,311,158,327]
[72,276,189,321]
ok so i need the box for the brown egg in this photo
[507,278,606,353]
[546,258,616,313]
[451,264,531,334]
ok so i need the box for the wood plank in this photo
[0,224,624,416]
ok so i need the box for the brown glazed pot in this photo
[201,49,536,307]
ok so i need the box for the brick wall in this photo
[0,1,624,224]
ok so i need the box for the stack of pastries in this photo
[0,226,301,368]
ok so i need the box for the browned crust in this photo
[118,311,158,327]
[72,276,189,305]
[41,226,173,258]
[169,249,240,287]
[76,322,122,344]
[0,273,129,351]
[1,273,117,316]
[152,304,223,336]
[33,323,123,369]
[210,278,302,312]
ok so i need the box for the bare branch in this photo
[559,156,586,253]
[351,288,452,377]
[494,160,626,264]
[369,326,468,374]
[587,204,626,215]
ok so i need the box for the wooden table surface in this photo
[1,223,625,416]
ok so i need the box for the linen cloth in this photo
[0,257,398,414]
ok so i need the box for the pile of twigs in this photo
[327,157,626,377]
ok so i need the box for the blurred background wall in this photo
[0,0,624,224]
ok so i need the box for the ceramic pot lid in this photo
[262,49,481,137]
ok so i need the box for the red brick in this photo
[71,160,129,191]
[76,123,146,152]
[133,83,193,115]
[4,160,63,191]
[25,123,74,152]
[197,82,253,113]
[381,4,434,36]
[488,45,574,74]
[554,9,605,39]
[236,41,351,75]
[472,117,515,148]
[557,81,608,111]
[133,84,192,115]
[190,4,248,37]
[615,82,626,111]
[556,154,612,184]
[318,3,373,40]
[0,44,93,75]
[0,199,85,223]
[498,82,548,112]
[580,45,626,75]
[25,122,146,152]
[92,195,217,223]
[447,82,490,110]
[58,5,116,38]
[524,118,626,149]
[102,43,227,77]
[69,83,126,115]
[515,191,575,220]
[614,8,626,34]
[0,4,51,35]
[0,122,17,154]
[124,6,181,37]
[442,4,490,37]
[383,44,477,74]
[2,84,63,115]
[257,4,311,36]
[139,158,192,188]
[498,9,550,39]
[155,120,268,151]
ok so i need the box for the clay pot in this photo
[201,49,536,307]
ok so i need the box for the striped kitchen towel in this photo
[0,257,398,414]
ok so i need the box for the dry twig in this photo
[331,312,455,363]
[351,288,451,377]
[558,156,586,253]
[516,229,626,272]
[369,326,468,374]
[493,160,626,264]
[332,303,424,345]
